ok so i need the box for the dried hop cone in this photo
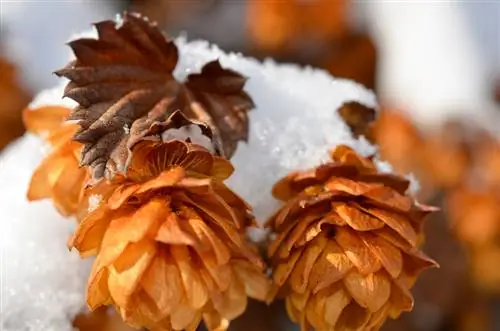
[266,145,438,331]
[56,12,254,181]
[68,131,270,330]
[24,106,89,216]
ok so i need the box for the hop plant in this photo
[266,145,438,331]
[22,11,445,331]
[69,133,270,331]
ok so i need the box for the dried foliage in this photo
[56,12,254,181]
[69,139,270,330]
[267,145,437,331]
[337,101,376,143]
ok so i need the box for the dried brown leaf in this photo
[185,61,254,156]
[56,12,253,180]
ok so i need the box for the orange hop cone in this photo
[0,56,31,149]
[447,188,500,292]
[373,109,425,176]
[420,120,470,190]
[24,106,89,217]
[266,145,438,331]
[69,139,271,331]
[447,188,500,247]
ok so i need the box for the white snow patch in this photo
[0,135,91,331]
[161,124,216,154]
[87,194,102,213]
[123,124,130,135]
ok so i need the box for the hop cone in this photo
[267,145,438,331]
[69,139,270,331]
[24,106,89,216]
[0,57,30,149]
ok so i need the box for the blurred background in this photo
[1,1,500,330]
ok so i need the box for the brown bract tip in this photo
[338,101,376,143]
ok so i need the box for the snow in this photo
[87,194,102,213]
[0,135,91,331]
[0,32,410,330]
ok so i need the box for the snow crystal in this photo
[87,194,102,213]
[0,136,91,331]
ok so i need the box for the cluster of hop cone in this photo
[24,13,437,331]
